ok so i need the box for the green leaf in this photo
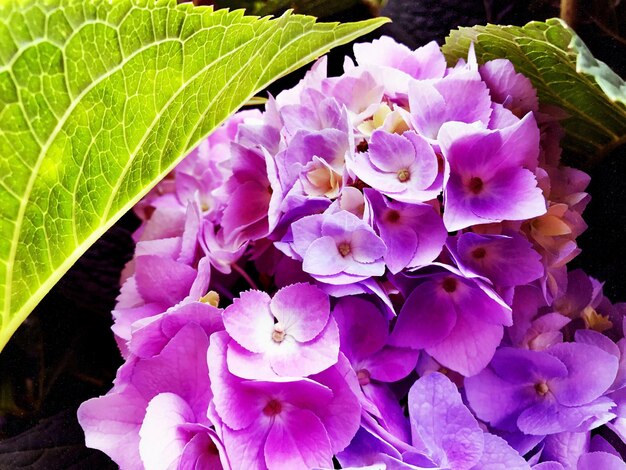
[205,0,383,19]
[0,0,388,351]
[442,18,626,166]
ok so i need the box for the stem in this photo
[231,262,259,290]
[560,0,578,28]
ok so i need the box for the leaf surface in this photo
[442,18,626,164]
[0,0,387,350]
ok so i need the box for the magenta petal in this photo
[179,432,226,470]
[365,346,419,383]
[391,279,458,349]
[135,255,198,306]
[226,340,278,380]
[367,129,417,172]
[453,233,544,287]
[264,409,333,469]
[578,452,626,470]
[409,71,492,139]
[443,167,545,231]
[132,323,212,419]
[517,398,616,435]
[268,316,340,377]
[489,347,568,385]
[408,372,484,470]
[472,433,530,470]
[208,331,261,431]
[221,179,270,237]
[427,312,503,377]
[221,418,270,470]
[270,283,330,342]
[222,290,274,353]
[77,387,145,470]
[129,301,223,358]
[547,342,618,406]
[465,366,536,432]
[351,228,388,263]
[302,236,350,276]
[310,354,362,453]
[139,393,195,470]
[333,296,388,362]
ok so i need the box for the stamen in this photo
[272,323,286,343]
[262,399,282,416]
[385,209,401,223]
[397,169,410,182]
[338,242,351,257]
[468,176,484,194]
[535,382,549,396]
[357,369,371,386]
[471,247,487,259]
[442,277,458,293]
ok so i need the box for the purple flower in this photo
[208,331,361,469]
[288,210,387,285]
[352,130,440,203]
[349,37,447,98]
[78,323,218,470]
[339,373,528,469]
[408,372,484,469]
[479,59,539,117]
[366,189,447,274]
[275,128,350,197]
[222,283,339,379]
[390,271,512,376]
[465,343,619,435]
[407,69,493,140]
[334,296,417,440]
[112,226,210,355]
[439,114,546,231]
[218,144,282,246]
[448,232,544,288]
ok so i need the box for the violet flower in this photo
[390,271,512,376]
[352,129,440,203]
[465,343,619,435]
[78,323,220,470]
[439,114,546,231]
[208,331,361,469]
[222,283,339,379]
[288,209,387,285]
[365,189,446,274]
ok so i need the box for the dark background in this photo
[0,0,624,467]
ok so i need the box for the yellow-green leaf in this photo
[0,0,388,351]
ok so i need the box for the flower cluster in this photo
[79,37,626,469]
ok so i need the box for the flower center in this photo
[442,277,458,293]
[385,209,401,223]
[262,399,283,416]
[338,241,351,257]
[468,176,484,194]
[357,369,371,386]
[207,440,219,455]
[471,247,487,259]
[397,169,410,182]
[534,382,549,396]
[272,323,286,343]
